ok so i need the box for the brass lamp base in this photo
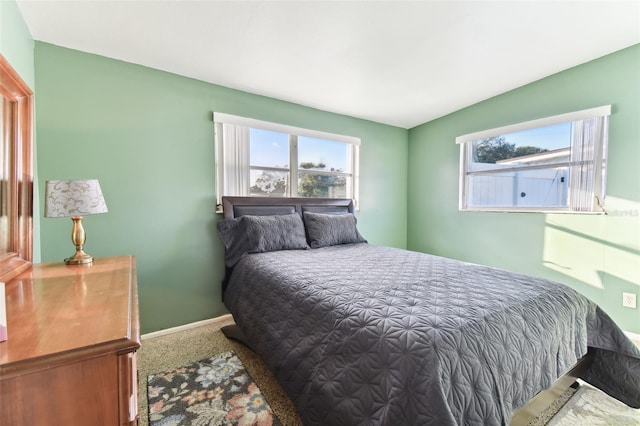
[65,251,94,265]
[64,216,94,265]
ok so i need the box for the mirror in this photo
[0,54,33,282]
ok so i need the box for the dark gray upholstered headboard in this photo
[221,196,355,219]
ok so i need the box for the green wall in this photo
[1,0,33,86]
[34,42,408,333]
[408,44,640,334]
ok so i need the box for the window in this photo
[214,113,360,208]
[457,105,610,213]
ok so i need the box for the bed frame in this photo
[221,196,355,219]
[218,195,593,425]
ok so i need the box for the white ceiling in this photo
[16,0,640,129]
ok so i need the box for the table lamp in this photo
[44,179,108,265]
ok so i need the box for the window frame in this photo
[214,113,360,210]
[457,105,611,214]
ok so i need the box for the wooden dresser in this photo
[0,255,140,425]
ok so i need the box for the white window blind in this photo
[219,122,250,197]
[569,115,609,212]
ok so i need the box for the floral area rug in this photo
[147,351,281,426]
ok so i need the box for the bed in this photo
[217,196,640,425]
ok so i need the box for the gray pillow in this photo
[217,213,309,267]
[303,211,367,248]
[244,214,309,253]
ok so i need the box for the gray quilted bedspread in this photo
[223,244,640,425]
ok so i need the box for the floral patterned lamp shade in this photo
[44,179,108,265]
[45,179,108,218]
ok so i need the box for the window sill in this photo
[459,207,606,215]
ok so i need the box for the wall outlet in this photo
[622,292,637,309]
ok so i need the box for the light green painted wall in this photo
[1,0,34,86]
[34,42,408,333]
[408,44,640,333]
[1,0,40,262]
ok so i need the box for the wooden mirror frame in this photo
[0,54,33,282]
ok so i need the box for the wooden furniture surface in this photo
[0,255,140,425]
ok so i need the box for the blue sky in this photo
[250,129,348,171]
[501,122,571,151]
[250,129,289,167]
[249,122,570,172]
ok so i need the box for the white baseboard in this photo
[624,330,640,347]
[141,314,234,340]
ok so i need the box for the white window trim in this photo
[214,113,360,209]
[455,105,611,145]
[457,105,611,214]
[214,113,361,146]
